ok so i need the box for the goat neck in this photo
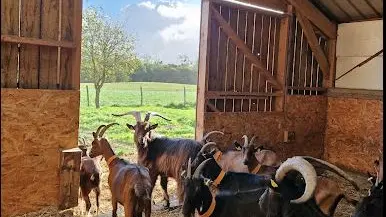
[100,139,118,168]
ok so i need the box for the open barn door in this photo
[195,0,290,139]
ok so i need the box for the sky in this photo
[83,0,201,64]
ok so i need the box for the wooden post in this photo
[195,0,212,140]
[86,85,90,107]
[184,86,186,106]
[274,5,292,112]
[59,147,82,210]
[140,86,143,106]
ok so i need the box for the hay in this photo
[10,206,73,217]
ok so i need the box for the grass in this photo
[79,82,197,156]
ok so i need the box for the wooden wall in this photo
[324,88,383,173]
[1,89,80,217]
[204,95,327,160]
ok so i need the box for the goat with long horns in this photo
[112,111,224,208]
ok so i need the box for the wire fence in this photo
[80,83,197,108]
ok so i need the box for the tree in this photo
[81,7,140,108]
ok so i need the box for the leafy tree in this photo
[81,7,140,108]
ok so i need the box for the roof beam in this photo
[285,0,337,39]
[211,6,282,90]
[295,10,330,80]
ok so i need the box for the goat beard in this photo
[142,134,152,148]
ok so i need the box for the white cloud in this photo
[156,2,200,42]
[138,1,157,10]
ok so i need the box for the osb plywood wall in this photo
[324,92,383,173]
[204,95,327,161]
[1,89,80,217]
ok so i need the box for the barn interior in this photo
[1,0,383,216]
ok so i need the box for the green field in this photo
[79,82,197,156]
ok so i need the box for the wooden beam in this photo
[71,0,83,90]
[211,0,287,16]
[206,91,283,97]
[295,10,330,81]
[211,6,283,90]
[274,5,292,112]
[1,35,75,48]
[195,0,212,140]
[285,0,337,39]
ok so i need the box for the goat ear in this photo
[150,124,158,130]
[234,141,242,151]
[126,124,135,130]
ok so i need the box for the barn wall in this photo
[335,20,383,90]
[1,89,80,217]
[324,88,383,173]
[204,95,327,160]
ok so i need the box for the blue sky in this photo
[83,0,202,64]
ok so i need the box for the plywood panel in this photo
[324,94,383,173]
[1,89,80,217]
[204,95,327,159]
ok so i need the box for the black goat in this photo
[183,156,336,217]
[112,111,223,208]
[352,150,383,217]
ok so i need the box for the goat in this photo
[182,156,330,217]
[191,138,360,216]
[89,123,152,217]
[112,110,224,208]
[352,150,383,217]
[78,137,102,216]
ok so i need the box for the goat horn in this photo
[112,111,142,122]
[249,135,257,147]
[94,125,106,139]
[187,158,192,178]
[300,156,360,190]
[99,123,119,138]
[144,112,171,122]
[202,131,224,142]
[275,156,317,204]
[199,142,219,154]
[242,135,249,147]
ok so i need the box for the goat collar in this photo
[213,151,222,163]
[251,164,262,174]
[106,155,118,166]
[200,194,216,217]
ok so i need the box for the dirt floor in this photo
[72,153,371,217]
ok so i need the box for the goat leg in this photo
[95,187,101,216]
[160,175,170,208]
[124,194,135,217]
[112,198,118,217]
[144,199,151,217]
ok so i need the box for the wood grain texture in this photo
[1,89,80,217]
[60,0,74,90]
[204,95,327,160]
[324,96,383,173]
[39,0,59,89]
[1,0,19,88]
[19,0,40,89]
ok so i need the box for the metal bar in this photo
[315,37,321,95]
[264,16,272,112]
[241,11,248,111]
[215,5,222,110]
[270,17,277,111]
[224,7,231,112]
[249,12,257,112]
[232,9,240,112]
[297,29,304,95]
[309,44,315,95]
[290,18,298,95]
[257,14,264,112]
[206,91,283,97]
[287,86,326,91]
[335,49,383,81]
[303,39,308,95]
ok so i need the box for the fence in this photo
[80,83,197,107]
[1,0,82,90]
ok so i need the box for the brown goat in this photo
[112,111,223,207]
[78,137,102,216]
[89,123,152,217]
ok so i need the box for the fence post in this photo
[86,85,90,107]
[184,86,186,106]
[140,86,143,106]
